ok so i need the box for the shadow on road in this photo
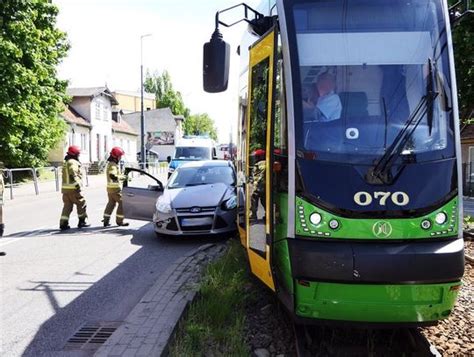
[20,222,227,357]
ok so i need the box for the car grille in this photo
[181,224,213,232]
[175,206,216,213]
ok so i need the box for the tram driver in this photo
[303,72,342,150]
[302,72,342,122]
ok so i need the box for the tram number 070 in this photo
[354,191,409,206]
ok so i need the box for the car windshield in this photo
[289,0,455,165]
[168,166,235,188]
[174,146,211,160]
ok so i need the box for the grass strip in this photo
[169,239,252,356]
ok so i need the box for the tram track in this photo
[293,324,441,357]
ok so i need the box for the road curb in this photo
[94,242,227,357]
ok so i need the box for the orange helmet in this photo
[110,147,125,159]
[67,145,81,156]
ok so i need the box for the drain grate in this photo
[64,322,121,350]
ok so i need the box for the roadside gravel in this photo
[420,240,474,356]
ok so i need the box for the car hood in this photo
[164,183,233,208]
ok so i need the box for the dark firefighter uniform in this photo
[103,147,128,227]
[0,162,4,237]
[60,147,89,230]
[250,159,266,219]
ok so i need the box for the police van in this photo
[167,136,217,177]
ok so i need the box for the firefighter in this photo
[0,161,5,237]
[59,146,90,230]
[250,149,266,220]
[103,147,129,227]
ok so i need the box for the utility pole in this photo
[140,33,152,169]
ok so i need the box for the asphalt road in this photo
[0,175,217,356]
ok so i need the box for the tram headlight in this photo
[309,212,322,225]
[435,212,448,225]
[329,219,340,230]
[421,219,432,230]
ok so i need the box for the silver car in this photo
[122,160,237,236]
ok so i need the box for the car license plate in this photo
[181,217,213,226]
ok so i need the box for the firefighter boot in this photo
[117,221,129,227]
[77,217,90,228]
[0,224,4,237]
[59,223,70,231]
[102,217,111,227]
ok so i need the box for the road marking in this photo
[0,238,22,248]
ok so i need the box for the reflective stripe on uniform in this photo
[62,184,77,190]
[104,213,111,217]
[60,215,69,221]
[107,183,120,188]
[116,214,124,218]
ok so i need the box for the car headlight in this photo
[168,167,175,173]
[156,199,172,214]
[222,195,237,210]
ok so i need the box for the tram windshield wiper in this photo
[368,59,439,185]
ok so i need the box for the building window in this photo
[95,101,101,120]
[81,133,87,151]
[103,102,108,120]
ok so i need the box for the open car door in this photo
[122,168,164,221]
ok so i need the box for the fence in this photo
[2,165,90,200]
[1,162,167,200]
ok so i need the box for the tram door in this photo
[246,27,277,291]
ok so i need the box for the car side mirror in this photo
[166,156,171,164]
[203,29,230,93]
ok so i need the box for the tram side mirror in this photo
[203,29,230,93]
[166,156,171,164]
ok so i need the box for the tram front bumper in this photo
[287,237,464,324]
[288,237,464,284]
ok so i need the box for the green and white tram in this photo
[203,0,467,324]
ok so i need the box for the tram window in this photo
[248,57,270,255]
[291,0,455,164]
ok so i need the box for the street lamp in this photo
[140,33,152,169]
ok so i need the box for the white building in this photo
[49,87,138,165]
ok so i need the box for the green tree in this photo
[449,0,473,120]
[184,113,218,141]
[144,70,190,118]
[0,0,69,168]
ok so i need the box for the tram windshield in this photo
[289,0,455,165]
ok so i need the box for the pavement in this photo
[1,171,226,356]
[94,243,227,357]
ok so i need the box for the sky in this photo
[54,0,259,143]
